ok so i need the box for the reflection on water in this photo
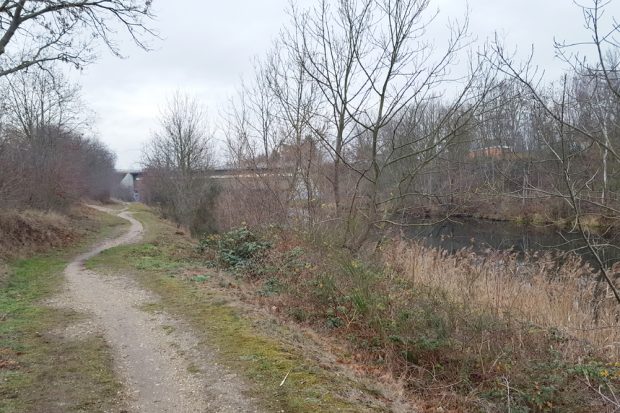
[404,218,620,267]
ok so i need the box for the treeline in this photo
[183,0,618,306]
[0,69,116,211]
[411,74,620,220]
[0,0,155,212]
[215,0,619,240]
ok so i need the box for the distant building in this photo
[467,145,514,160]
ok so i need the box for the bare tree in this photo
[221,62,297,229]
[2,66,87,139]
[222,87,252,168]
[145,91,212,173]
[0,0,155,78]
[489,0,620,305]
[285,0,494,247]
[142,92,217,234]
[263,41,326,219]
[346,0,482,245]
[291,0,373,214]
[223,62,283,169]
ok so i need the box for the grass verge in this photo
[0,208,128,413]
[85,204,389,412]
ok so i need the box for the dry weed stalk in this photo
[384,239,620,359]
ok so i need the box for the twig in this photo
[580,372,620,409]
[503,376,512,413]
[280,370,291,386]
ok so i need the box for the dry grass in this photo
[0,209,75,258]
[199,225,620,411]
[383,240,620,360]
[214,182,288,232]
[0,204,126,260]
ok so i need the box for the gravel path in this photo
[55,206,260,413]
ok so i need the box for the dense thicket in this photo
[0,69,117,210]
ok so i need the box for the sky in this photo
[71,0,609,170]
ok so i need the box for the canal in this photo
[403,217,620,267]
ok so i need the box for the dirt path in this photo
[55,206,260,413]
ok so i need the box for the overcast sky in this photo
[72,0,607,170]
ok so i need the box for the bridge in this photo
[116,170,144,201]
[116,167,293,200]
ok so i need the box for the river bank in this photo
[403,194,619,232]
[196,216,620,412]
[400,214,620,268]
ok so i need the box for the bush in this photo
[198,226,270,274]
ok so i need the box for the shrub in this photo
[198,226,270,274]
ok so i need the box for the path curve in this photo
[59,206,259,413]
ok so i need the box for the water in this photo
[403,217,620,267]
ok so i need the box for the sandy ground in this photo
[52,206,261,413]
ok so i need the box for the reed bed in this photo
[383,240,620,359]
